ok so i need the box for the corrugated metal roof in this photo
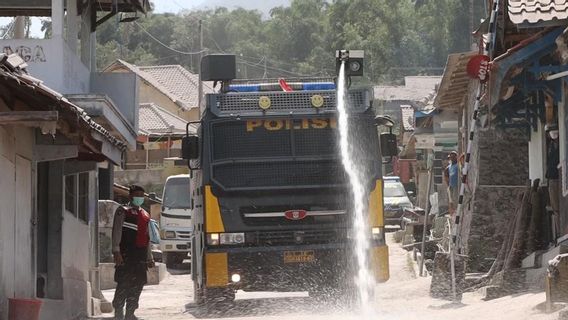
[138,103,196,137]
[508,0,568,26]
[433,51,476,110]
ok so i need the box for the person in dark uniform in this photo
[545,123,560,238]
[112,185,155,320]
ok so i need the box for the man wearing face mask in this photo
[546,123,560,239]
[112,185,155,320]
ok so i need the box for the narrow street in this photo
[96,234,559,320]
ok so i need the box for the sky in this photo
[153,0,203,13]
[0,0,198,38]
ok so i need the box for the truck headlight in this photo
[220,233,245,245]
[371,227,385,243]
[165,231,176,239]
[207,233,220,246]
[207,233,245,245]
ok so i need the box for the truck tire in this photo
[204,288,235,307]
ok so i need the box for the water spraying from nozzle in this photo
[336,61,375,316]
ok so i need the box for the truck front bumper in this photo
[204,243,389,291]
[160,239,191,253]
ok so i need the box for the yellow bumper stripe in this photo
[368,179,384,227]
[205,252,229,287]
[205,185,225,233]
[371,245,390,282]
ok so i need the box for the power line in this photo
[134,21,208,55]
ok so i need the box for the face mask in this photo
[550,130,559,140]
[131,197,144,207]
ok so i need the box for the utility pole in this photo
[198,19,204,113]
[14,16,25,39]
[470,0,474,48]
[263,57,267,79]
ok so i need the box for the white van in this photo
[160,174,192,268]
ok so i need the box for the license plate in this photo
[283,250,315,263]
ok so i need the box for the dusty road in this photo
[97,234,559,320]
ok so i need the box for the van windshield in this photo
[163,178,191,209]
[384,182,408,198]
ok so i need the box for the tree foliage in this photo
[96,0,485,83]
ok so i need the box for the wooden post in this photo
[419,168,433,276]
[167,137,171,158]
[0,111,58,123]
[145,148,149,170]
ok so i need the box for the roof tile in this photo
[106,60,214,111]
[138,103,196,136]
[508,0,568,25]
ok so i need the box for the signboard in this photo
[467,54,490,83]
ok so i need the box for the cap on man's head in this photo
[129,185,145,194]
[448,151,458,158]
[545,123,558,132]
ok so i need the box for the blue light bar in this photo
[228,84,261,92]
[302,82,336,90]
[228,82,336,93]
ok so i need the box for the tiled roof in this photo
[374,76,441,102]
[434,51,476,110]
[105,60,214,111]
[508,0,568,26]
[138,103,196,137]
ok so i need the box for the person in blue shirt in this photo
[444,151,459,216]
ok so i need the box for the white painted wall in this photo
[0,37,90,94]
[528,123,546,182]
[0,120,35,319]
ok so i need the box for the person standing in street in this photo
[545,123,560,239]
[112,185,155,320]
[444,151,459,216]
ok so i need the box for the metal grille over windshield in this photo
[208,115,379,191]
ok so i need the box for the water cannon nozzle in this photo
[335,50,364,77]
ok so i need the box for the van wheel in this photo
[163,253,176,268]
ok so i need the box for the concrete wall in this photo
[114,164,188,195]
[59,211,92,319]
[91,72,140,133]
[0,123,35,319]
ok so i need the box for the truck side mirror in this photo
[380,133,398,157]
[182,136,199,160]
